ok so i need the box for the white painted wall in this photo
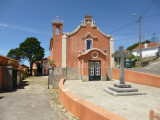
[132,47,158,57]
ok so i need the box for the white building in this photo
[132,42,160,57]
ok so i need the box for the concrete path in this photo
[64,80,160,120]
[126,58,160,76]
[0,76,59,120]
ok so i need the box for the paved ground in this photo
[64,80,160,120]
[0,76,60,120]
[126,58,160,76]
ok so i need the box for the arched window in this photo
[56,27,60,35]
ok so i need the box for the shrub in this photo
[21,70,29,80]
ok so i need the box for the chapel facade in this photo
[49,14,114,87]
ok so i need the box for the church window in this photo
[86,40,92,50]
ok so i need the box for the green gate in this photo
[89,61,101,81]
[12,69,17,89]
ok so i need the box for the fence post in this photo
[48,66,53,89]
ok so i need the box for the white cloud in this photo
[0,22,52,36]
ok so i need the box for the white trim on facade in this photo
[62,34,67,68]
[66,21,112,38]
[81,32,97,39]
[77,48,108,58]
[110,36,114,67]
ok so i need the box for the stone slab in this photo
[108,86,138,93]
[104,88,146,96]
[114,83,131,88]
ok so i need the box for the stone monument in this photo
[104,46,146,96]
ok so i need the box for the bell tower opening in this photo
[56,27,60,35]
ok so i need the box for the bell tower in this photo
[52,16,63,67]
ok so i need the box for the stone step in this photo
[108,86,138,93]
[104,88,146,96]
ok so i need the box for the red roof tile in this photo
[133,42,159,50]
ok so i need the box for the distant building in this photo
[19,64,29,71]
[42,56,50,75]
[132,42,160,57]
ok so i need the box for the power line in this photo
[113,30,160,36]
[143,14,160,18]
[142,19,160,24]
[109,21,136,34]
[113,32,160,41]
[141,0,154,17]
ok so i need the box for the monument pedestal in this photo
[104,84,146,96]
[106,46,146,96]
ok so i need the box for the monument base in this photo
[108,86,138,93]
[114,84,131,88]
[104,83,146,96]
[104,88,146,96]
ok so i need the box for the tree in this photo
[150,33,159,43]
[114,50,119,62]
[19,37,45,76]
[126,40,151,51]
[7,48,23,64]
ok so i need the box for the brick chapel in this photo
[49,14,114,87]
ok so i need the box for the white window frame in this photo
[85,39,93,50]
[89,62,94,76]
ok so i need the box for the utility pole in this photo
[138,17,142,66]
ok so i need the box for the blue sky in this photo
[0,0,160,66]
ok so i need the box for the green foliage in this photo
[48,60,54,65]
[125,54,136,61]
[7,48,23,63]
[21,70,29,80]
[19,37,45,62]
[114,50,119,62]
[19,37,45,75]
[126,40,151,51]
[8,59,14,64]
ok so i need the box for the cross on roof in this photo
[112,46,131,84]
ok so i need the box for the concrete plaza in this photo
[64,79,160,120]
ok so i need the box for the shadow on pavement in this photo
[0,96,4,99]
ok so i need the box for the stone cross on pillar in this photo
[112,46,131,84]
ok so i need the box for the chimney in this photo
[145,43,148,48]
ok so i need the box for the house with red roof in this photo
[132,42,160,57]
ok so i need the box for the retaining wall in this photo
[0,55,19,67]
[112,68,160,88]
[59,78,126,120]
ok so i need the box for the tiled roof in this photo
[47,56,51,60]
[19,64,29,68]
[133,42,159,50]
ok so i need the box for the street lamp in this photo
[133,13,142,66]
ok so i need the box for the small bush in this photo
[21,70,29,80]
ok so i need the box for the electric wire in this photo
[143,14,160,18]
[141,0,154,17]
[109,21,136,34]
